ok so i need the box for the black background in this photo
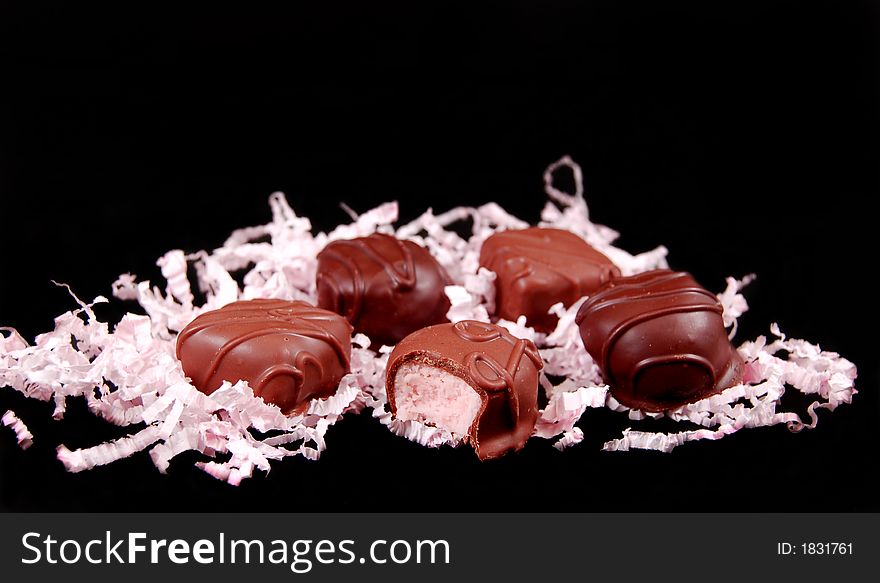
[2,1,878,511]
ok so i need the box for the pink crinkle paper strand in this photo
[2,410,33,450]
[0,156,859,484]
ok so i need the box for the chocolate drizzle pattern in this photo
[176,299,352,415]
[316,233,450,347]
[479,227,620,332]
[483,228,617,288]
[452,321,542,417]
[577,272,723,387]
[576,270,743,411]
[317,234,416,323]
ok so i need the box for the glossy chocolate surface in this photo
[386,320,543,460]
[316,233,451,347]
[479,227,620,333]
[176,299,352,415]
[576,269,743,412]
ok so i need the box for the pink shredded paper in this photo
[2,410,33,450]
[0,157,858,482]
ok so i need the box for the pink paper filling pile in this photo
[0,157,858,484]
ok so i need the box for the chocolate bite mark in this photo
[576,270,743,412]
[386,321,543,460]
[393,362,483,437]
[176,299,352,415]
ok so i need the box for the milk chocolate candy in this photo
[479,227,620,333]
[386,320,543,460]
[575,270,743,412]
[176,299,352,415]
[316,233,451,348]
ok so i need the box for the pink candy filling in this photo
[393,363,483,437]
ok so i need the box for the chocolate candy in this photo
[316,233,451,348]
[575,269,743,412]
[386,320,543,460]
[479,227,620,333]
[176,299,352,415]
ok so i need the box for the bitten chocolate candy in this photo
[575,269,743,412]
[386,320,543,460]
[479,227,620,333]
[176,299,352,415]
[316,233,451,347]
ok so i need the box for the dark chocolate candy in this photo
[386,320,543,460]
[176,299,352,415]
[479,227,620,333]
[575,269,743,412]
[316,233,451,347]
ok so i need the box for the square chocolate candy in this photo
[479,227,620,332]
